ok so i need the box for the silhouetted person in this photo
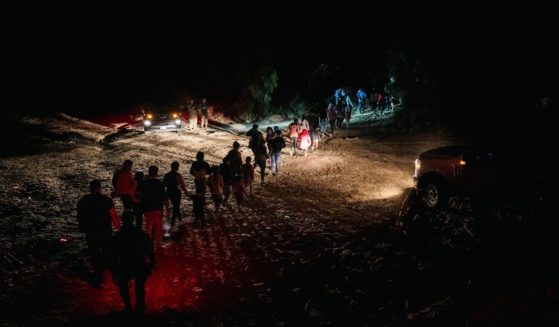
[77,179,121,288]
[163,161,187,227]
[270,130,286,175]
[190,151,211,195]
[199,98,209,130]
[138,165,168,249]
[227,141,243,177]
[112,211,155,314]
[253,139,268,185]
[245,124,263,157]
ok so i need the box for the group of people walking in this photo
[74,117,336,313]
[187,98,210,131]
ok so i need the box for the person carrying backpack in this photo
[163,161,187,228]
[190,151,212,194]
[245,124,263,157]
[227,141,243,177]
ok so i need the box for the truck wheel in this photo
[420,178,449,209]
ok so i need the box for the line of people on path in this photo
[74,139,273,313]
[285,119,318,156]
[76,121,326,313]
[335,87,395,116]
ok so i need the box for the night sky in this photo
[15,9,554,138]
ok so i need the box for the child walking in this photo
[242,156,255,194]
[232,175,247,212]
[207,165,224,214]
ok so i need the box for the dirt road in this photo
[2,116,555,325]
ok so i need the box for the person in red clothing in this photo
[77,179,121,288]
[112,159,136,212]
[297,129,312,156]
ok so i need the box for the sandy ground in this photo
[0,115,556,325]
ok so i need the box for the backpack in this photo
[249,131,263,149]
[272,136,286,152]
[163,171,179,193]
[191,162,209,181]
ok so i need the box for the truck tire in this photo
[419,176,449,209]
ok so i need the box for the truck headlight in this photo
[144,120,151,127]
[175,119,181,125]
[172,113,178,118]
[146,114,153,119]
